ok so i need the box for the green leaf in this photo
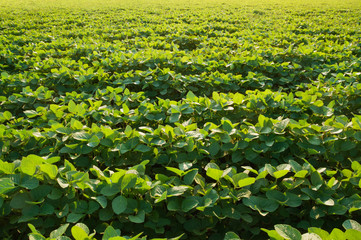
[19,175,39,189]
[224,231,241,240]
[354,131,361,141]
[181,197,199,212]
[40,164,58,179]
[28,233,46,240]
[209,142,221,156]
[94,196,108,208]
[167,186,188,197]
[50,224,69,238]
[121,170,138,191]
[273,170,289,179]
[285,193,302,207]
[311,171,323,189]
[122,103,129,114]
[184,169,198,185]
[329,228,346,240]
[294,170,308,178]
[10,193,31,209]
[21,154,44,175]
[220,133,232,143]
[166,167,184,176]
[261,229,283,240]
[112,196,127,214]
[169,113,181,123]
[206,168,224,181]
[238,177,256,188]
[345,229,361,240]
[66,213,85,223]
[103,226,121,240]
[87,135,100,147]
[24,110,39,118]
[186,91,198,101]
[275,224,302,240]
[73,132,91,141]
[129,210,145,223]
[243,196,279,215]
[307,135,321,145]
[343,220,361,232]
[266,190,287,203]
[308,227,330,240]
[71,225,88,240]
[301,233,322,240]
[68,100,77,113]
[134,144,151,153]
[101,184,120,196]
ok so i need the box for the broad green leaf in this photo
[121,171,138,191]
[94,196,108,208]
[24,110,39,118]
[307,135,321,145]
[103,226,121,240]
[181,197,199,212]
[19,175,39,189]
[122,103,129,114]
[186,91,198,101]
[134,144,151,153]
[40,164,58,179]
[345,229,361,240]
[209,142,221,156]
[129,210,145,223]
[112,196,127,214]
[311,171,323,189]
[224,231,241,240]
[21,155,44,175]
[101,184,120,196]
[308,227,330,240]
[238,177,256,188]
[329,228,345,240]
[285,193,302,207]
[87,135,100,147]
[50,224,69,238]
[28,233,46,240]
[301,233,322,240]
[184,169,198,185]
[66,213,85,223]
[10,193,31,209]
[206,168,224,181]
[261,229,283,240]
[167,198,181,211]
[68,100,77,113]
[167,186,188,197]
[343,220,361,232]
[275,224,302,240]
[294,170,308,178]
[73,132,91,141]
[0,160,15,174]
[243,196,279,214]
[166,167,184,176]
[273,170,289,179]
[220,133,232,143]
[169,113,181,123]
[71,225,88,240]
[266,190,287,203]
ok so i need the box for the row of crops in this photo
[1,0,361,239]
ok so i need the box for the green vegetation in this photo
[1,0,361,239]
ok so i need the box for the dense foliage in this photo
[1,0,361,239]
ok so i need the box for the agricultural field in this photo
[1,0,361,239]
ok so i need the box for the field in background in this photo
[0,0,361,239]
